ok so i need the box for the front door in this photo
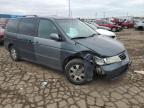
[34,19,62,69]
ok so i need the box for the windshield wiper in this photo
[71,36,88,39]
[71,33,97,39]
[88,33,97,37]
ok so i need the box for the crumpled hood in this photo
[74,36,125,57]
[96,29,116,37]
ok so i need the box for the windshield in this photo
[56,19,96,39]
[88,23,98,30]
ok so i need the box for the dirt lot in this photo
[0,29,144,108]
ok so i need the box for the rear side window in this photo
[19,18,37,36]
[6,19,19,33]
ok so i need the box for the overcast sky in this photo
[0,0,144,18]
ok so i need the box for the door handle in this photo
[28,40,34,43]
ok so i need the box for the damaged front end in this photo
[83,51,131,81]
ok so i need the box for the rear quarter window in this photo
[19,18,37,36]
[6,19,19,33]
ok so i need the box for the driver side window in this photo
[38,19,58,39]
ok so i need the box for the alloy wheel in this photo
[69,64,85,82]
[10,48,17,60]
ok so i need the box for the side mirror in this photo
[49,33,61,41]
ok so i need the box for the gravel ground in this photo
[0,29,144,108]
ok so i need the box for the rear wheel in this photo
[9,46,19,61]
[0,38,4,45]
[138,26,144,30]
[65,59,87,85]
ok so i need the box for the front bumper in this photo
[134,25,138,29]
[96,52,131,79]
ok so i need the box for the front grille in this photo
[119,52,126,60]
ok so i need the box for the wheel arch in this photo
[8,43,14,51]
[62,51,95,70]
[63,54,83,70]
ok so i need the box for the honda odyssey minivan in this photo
[4,16,131,85]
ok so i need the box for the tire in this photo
[0,41,4,45]
[138,26,144,30]
[9,46,19,61]
[112,28,116,32]
[65,59,87,85]
[0,38,4,45]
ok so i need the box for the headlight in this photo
[95,55,122,65]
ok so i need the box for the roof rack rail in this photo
[23,15,38,17]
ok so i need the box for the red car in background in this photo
[0,18,9,44]
[119,20,134,29]
[111,18,134,29]
[0,26,5,44]
[0,18,9,27]
[95,20,122,32]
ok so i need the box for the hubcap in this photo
[69,64,85,82]
[10,48,17,60]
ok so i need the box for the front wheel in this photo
[65,59,87,85]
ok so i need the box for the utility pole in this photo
[127,12,129,18]
[95,12,97,19]
[103,12,106,19]
[68,0,71,17]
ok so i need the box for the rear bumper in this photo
[134,25,138,29]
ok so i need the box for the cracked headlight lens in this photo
[95,55,122,65]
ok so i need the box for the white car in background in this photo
[134,20,144,30]
[85,22,117,39]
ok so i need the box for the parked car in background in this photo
[110,18,120,24]
[0,18,9,27]
[0,26,5,44]
[84,21,111,31]
[111,18,134,29]
[134,20,144,30]
[94,23,111,31]
[96,20,122,32]
[5,16,131,85]
[85,22,117,39]
[120,20,134,29]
